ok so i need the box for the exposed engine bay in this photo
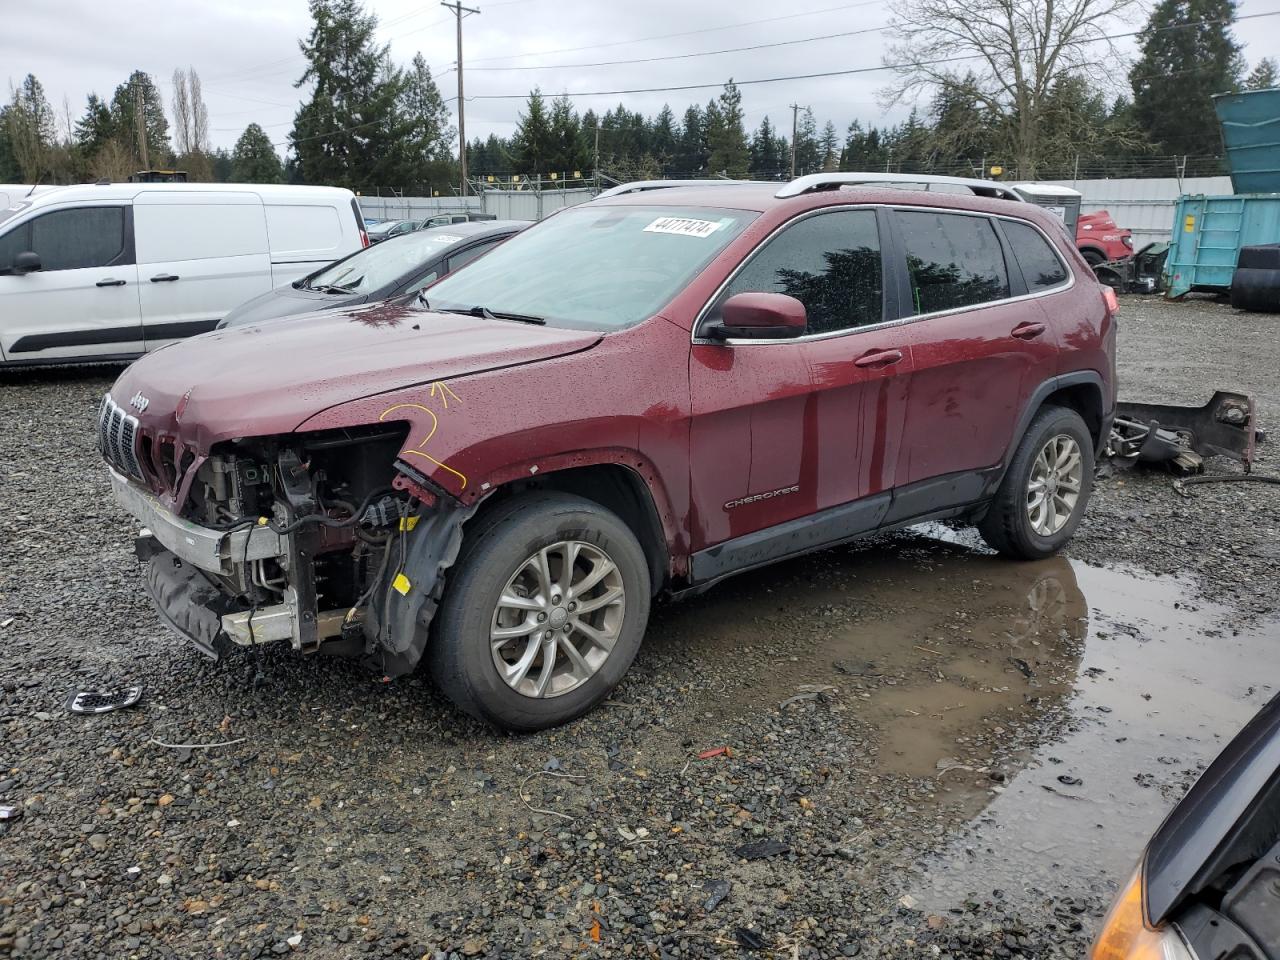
[116,422,473,677]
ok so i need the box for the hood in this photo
[219,284,358,329]
[111,302,601,455]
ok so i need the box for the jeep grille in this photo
[98,395,144,481]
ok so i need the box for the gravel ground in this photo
[0,294,1276,959]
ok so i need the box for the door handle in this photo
[150,274,180,283]
[1011,321,1046,340]
[96,278,126,287]
[853,348,904,368]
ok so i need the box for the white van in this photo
[0,183,366,366]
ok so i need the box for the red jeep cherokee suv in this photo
[100,174,1117,730]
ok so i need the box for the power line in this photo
[460,0,886,66]
[459,9,1280,100]
[466,24,890,71]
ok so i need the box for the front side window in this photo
[1003,220,1069,290]
[719,209,883,335]
[423,204,755,331]
[0,207,128,274]
[0,223,29,273]
[898,211,1010,315]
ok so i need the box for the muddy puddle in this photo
[645,524,1278,908]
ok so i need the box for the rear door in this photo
[889,209,1060,511]
[0,204,143,363]
[134,192,272,348]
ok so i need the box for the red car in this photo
[100,174,1118,730]
[1077,209,1134,265]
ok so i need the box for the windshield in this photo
[306,229,468,293]
[423,204,755,330]
[0,201,30,228]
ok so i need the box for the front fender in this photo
[293,316,695,557]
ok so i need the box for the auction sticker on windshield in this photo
[429,234,464,243]
[644,217,723,239]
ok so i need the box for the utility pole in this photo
[134,80,149,169]
[788,104,800,179]
[442,1,480,197]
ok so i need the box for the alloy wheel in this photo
[489,540,625,698]
[1026,434,1083,536]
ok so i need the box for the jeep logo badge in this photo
[129,391,150,414]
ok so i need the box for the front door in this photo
[688,207,910,577]
[0,204,143,363]
[889,209,1060,516]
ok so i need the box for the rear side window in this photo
[897,211,1009,314]
[1003,220,1069,290]
[3,207,129,272]
[447,239,500,272]
[723,209,883,335]
[264,204,343,259]
[135,201,267,263]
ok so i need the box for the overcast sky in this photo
[5,0,1279,158]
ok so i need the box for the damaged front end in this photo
[104,412,473,677]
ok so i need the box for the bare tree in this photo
[172,68,192,156]
[171,67,210,157]
[881,0,1142,177]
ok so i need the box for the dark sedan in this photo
[1091,691,1280,960]
[218,220,528,329]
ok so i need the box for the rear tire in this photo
[429,492,651,731]
[979,405,1094,560]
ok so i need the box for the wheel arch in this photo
[466,459,673,594]
[998,372,1108,489]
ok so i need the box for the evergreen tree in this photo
[650,105,677,167]
[108,70,169,167]
[397,52,456,190]
[750,116,784,178]
[1246,57,1277,89]
[547,94,587,174]
[211,147,233,181]
[511,89,553,174]
[1130,0,1244,156]
[290,0,405,191]
[675,105,706,174]
[706,80,749,178]
[75,93,115,158]
[819,120,839,170]
[794,107,819,175]
[232,123,284,182]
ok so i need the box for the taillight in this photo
[1103,286,1119,315]
[360,229,370,248]
[1091,866,1193,960]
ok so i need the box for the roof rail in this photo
[775,172,1025,202]
[594,178,764,200]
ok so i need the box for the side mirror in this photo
[710,292,806,340]
[13,251,41,275]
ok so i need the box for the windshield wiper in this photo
[438,304,546,325]
[311,283,357,295]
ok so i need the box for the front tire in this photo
[429,492,651,731]
[979,405,1094,560]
